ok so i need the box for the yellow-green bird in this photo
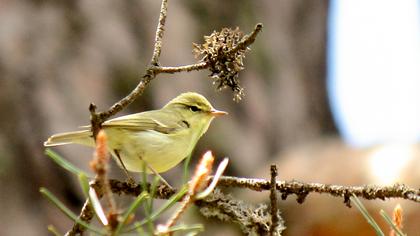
[44,92,227,173]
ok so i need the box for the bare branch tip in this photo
[269,164,279,235]
[270,164,278,177]
[151,0,169,65]
[89,103,97,113]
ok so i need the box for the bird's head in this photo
[164,92,227,134]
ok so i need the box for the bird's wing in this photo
[102,110,185,134]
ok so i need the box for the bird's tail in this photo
[44,130,94,147]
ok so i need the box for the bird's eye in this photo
[189,106,200,112]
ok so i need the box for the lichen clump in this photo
[198,189,286,235]
[193,27,248,102]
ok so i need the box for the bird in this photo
[44,92,227,175]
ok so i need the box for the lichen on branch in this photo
[193,24,263,101]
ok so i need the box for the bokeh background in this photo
[0,0,419,235]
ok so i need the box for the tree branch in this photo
[97,71,155,123]
[152,62,209,74]
[65,175,419,235]
[215,176,420,206]
[64,199,94,236]
[64,179,104,236]
[150,0,168,66]
[269,165,279,235]
[227,23,263,56]
[93,176,419,234]
[104,177,420,206]
[92,0,169,127]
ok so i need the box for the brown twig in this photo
[64,199,95,236]
[227,23,263,56]
[152,62,209,74]
[269,165,279,235]
[92,0,169,128]
[89,103,101,139]
[150,0,168,66]
[96,70,155,127]
[94,62,209,128]
[65,178,107,236]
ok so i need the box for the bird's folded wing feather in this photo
[102,111,184,134]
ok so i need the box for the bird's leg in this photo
[138,156,173,189]
[114,149,136,186]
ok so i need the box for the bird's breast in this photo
[105,128,196,173]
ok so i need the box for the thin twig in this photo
[97,72,155,124]
[95,0,169,125]
[64,199,94,236]
[227,23,263,56]
[89,103,101,139]
[150,0,168,65]
[269,165,279,235]
[153,62,209,74]
[97,61,208,123]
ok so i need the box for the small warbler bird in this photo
[44,92,227,174]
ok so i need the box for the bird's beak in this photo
[210,108,228,117]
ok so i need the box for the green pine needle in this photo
[113,192,149,235]
[78,173,90,198]
[44,149,87,176]
[47,225,61,236]
[183,153,193,182]
[125,185,188,232]
[350,194,384,236]
[40,187,103,235]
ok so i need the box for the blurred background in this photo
[0,0,419,235]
